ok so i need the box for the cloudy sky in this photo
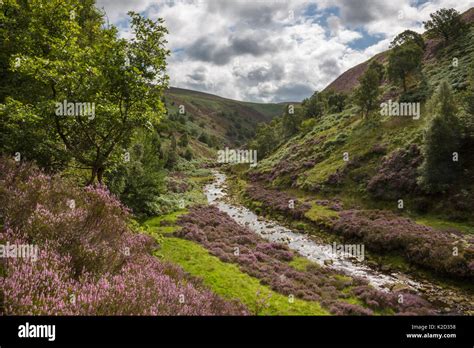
[96,0,473,103]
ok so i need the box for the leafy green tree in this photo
[250,120,279,159]
[354,61,384,118]
[423,8,468,43]
[388,42,423,92]
[166,134,178,169]
[419,81,461,193]
[282,106,303,137]
[1,1,169,184]
[390,30,425,49]
[303,91,325,118]
[107,131,166,217]
[327,92,347,113]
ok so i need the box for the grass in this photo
[143,210,187,235]
[304,202,339,222]
[156,236,328,315]
[288,256,316,271]
[414,216,474,235]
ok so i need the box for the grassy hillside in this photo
[248,8,474,228]
[164,87,285,152]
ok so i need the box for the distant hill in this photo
[164,87,285,148]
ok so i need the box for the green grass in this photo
[143,210,187,235]
[288,256,316,271]
[157,236,328,315]
[414,216,474,235]
[304,202,339,222]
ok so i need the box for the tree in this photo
[107,131,166,217]
[419,81,461,193]
[2,1,169,184]
[165,134,178,169]
[388,42,423,92]
[390,30,425,49]
[303,91,325,118]
[282,106,303,137]
[327,92,347,113]
[354,61,384,118]
[423,8,468,43]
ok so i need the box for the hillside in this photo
[247,8,474,229]
[164,87,285,151]
[324,7,474,94]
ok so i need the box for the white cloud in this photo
[96,0,472,102]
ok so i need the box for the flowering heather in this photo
[0,158,246,315]
[367,144,423,200]
[332,210,474,279]
[244,184,311,219]
[177,206,435,315]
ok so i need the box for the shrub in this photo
[176,206,435,315]
[367,144,423,200]
[332,209,473,279]
[0,158,247,315]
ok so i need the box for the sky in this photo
[95,0,474,103]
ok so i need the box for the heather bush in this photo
[244,184,311,219]
[367,144,423,200]
[332,209,473,279]
[0,158,246,315]
[177,206,435,315]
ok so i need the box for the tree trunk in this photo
[97,167,105,184]
[86,167,98,186]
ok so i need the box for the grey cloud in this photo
[187,35,280,66]
[206,0,289,28]
[333,0,399,26]
[187,67,207,82]
[319,58,341,77]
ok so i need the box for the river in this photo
[204,171,473,314]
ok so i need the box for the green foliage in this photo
[165,134,179,169]
[303,91,325,118]
[178,133,189,147]
[423,8,469,42]
[354,61,384,118]
[419,81,462,193]
[250,120,281,159]
[327,91,347,113]
[460,65,474,140]
[388,42,423,92]
[183,147,193,161]
[107,131,166,217]
[0,0,169,184]
[390,30,425,49]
